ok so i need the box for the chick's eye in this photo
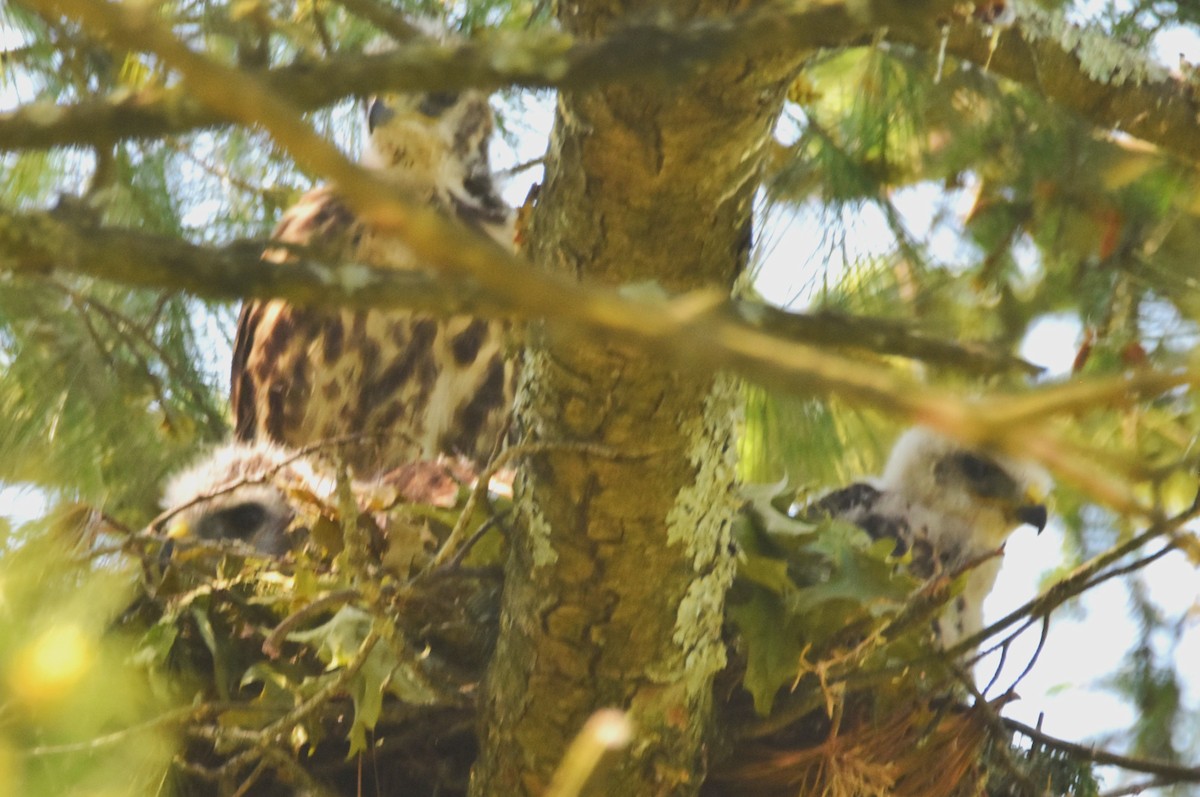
[959,453,995,481]
[198,502,268,542]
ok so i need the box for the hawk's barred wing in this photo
[802,482,924,568]
[231,187,360,445]
[230,90,517,476]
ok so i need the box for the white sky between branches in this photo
[751,16,1200,784]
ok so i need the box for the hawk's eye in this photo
[199,502,268,542]
[419,92,459,117]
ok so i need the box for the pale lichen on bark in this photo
[510,344,560,569]
[1018,4,1168,86]
[664,373,742,685]
[665,372,741,565]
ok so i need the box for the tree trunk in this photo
[471,2,797,794]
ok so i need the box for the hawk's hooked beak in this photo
[367,98,395,132]
[1015,486,1048,533]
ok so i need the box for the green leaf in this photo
[130,620,179,669]
[796,521,916,613]
[288,605,373,670]
[288,606,441,756]
[726,589,809,715]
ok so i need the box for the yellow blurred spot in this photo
[166,521,191,540]
[0,742,16,797]
[8,624,94,709]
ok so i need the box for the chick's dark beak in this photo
[367,98,395,132]
[1016,503,1048,533]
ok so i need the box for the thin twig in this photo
[430,441,634,570]
[229,758,270,797]
[1099,777,1174,797]
[949,495,1200,658]
[26,705,206,756]
[262,589,361,658]
[981,630,1011,697]
[954,673,1038,797]
[445,512,508,570]
[330,0,422,42]
[260,747,341,797]
[999,614,1050,699]
[497,155,546,178]
[1005,717,1200,784]
[45,278,224,432]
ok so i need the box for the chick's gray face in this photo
[192,492,295,554]
[178,486,295,556]
[162,442,329,558]
[194,501,268,540]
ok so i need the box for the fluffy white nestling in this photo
[806,427,1051,647]
[160,441,332,555]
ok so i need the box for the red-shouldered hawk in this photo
[802,427,1050,647]
[231,84,516,476]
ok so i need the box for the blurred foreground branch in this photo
[9,0,1196,513]
[0,204,1034,376]
[7,1,1200,165]
[2,202,1192,517]
[5,0,953,150]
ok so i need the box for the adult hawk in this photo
[804,427,1050,647]
[231,85,516,476]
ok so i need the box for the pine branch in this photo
[892,5,1200,162]
[1,201,1194,515]
[739,307,1042,376]
[1004,717,1200,786]
[0,0,930,152]
[6,2,1200,166]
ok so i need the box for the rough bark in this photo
[469,0,796,793]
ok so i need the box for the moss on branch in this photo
[891,8,1200,163]
[5,0,955,152]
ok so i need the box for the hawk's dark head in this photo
[362,89,495,190]
[362,82,512,244]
